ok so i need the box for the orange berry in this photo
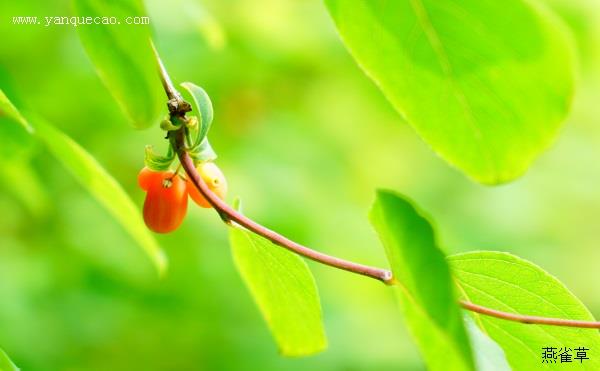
[187,162,228,208]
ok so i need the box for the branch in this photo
[153,49,600,330]
[460,301,600,329]
[173,129,394,283]
[151,41,191,116]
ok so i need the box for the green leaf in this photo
[1,87,166,275]
[0,160,49,217]
[188,138,217,162]
[0,347,18,371]
[466,317,511,371]
[144,144,175,171]
[0,116,35,160]
[72,0,162,129]
[229,211,327,356]
[181,82,214,144]
[325,0,574,184]
[0,89,31,132]
[449,251,600,370]
[0,90,45,216]
[369,190,474,370]
[32,117,167,275]
[0,90,35,159]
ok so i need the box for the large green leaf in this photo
[0,347,18,371]
[369,190,475,370]
[449,251,600,370]
[72,0,162,129]
[229,219,327,356]
[33,118,167,275]
[325,0,574,184]
[0,89,166,275]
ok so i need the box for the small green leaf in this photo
[33,118,167,275]
[0,90,35,159]
[0,347,18,371]
[144,144,175,171]
[369,190,474,370]
[188,139,217,162]
[229,211,327,356]
[0,90,31,132]
[72,0,162,128]
[181,82,213,144]
[325,0,574,184]
[449,251,600,370]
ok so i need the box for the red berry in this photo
[141,170,188,233]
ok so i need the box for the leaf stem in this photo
[153,48,600,330]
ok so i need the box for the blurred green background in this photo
[1,0,599,369]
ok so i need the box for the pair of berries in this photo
[138,162,227,233]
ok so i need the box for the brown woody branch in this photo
[172,129,394,283]
[154,48,600,330]
[460,301,600,329]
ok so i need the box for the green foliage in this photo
[33,118,167,275]
[325,0,574,184]
[2,0,600,368]
[181,82,214,144]
[0,347,18,371]
[229,207,327,356]
[0,160,49,217]
[144,144,175,171]
[0,90,34,159]
[369,190,475,370]
[179,82,217,161]
[0,89,166,275]
[370,189,600,370]
[72,0,162,129]
[466,318,511,371]
[0,90,30,132]
[449,252,600,370]
[0,116,34,160]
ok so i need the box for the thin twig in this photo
[151,40,191,115]
[460,301,600,329]
[151,41,178,102]
[172,129,394,283]
[153,47,600,329]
